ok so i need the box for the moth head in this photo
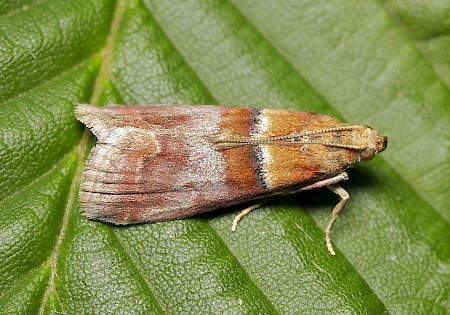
[360,126,388,161]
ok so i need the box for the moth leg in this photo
[231,203,262,231]
[325,184,349,256]
[297,172,349,192]
[294,172,349,256]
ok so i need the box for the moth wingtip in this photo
[82,212,131,226]
[78,200,131,226]
[74,105,110,135]
[74,104,99,119]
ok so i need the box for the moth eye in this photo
[360,148,376,161]
[382,136,388,148]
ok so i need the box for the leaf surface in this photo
[1,0,449,314]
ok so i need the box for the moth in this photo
[75,104,387,255]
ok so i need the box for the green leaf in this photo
[1,0,449,314]
[383,0,450,87]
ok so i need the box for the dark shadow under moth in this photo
[75,104,387,255]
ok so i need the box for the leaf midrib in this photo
[37,0,127,311]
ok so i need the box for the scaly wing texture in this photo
[76,105,357,224]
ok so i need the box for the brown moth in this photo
[75,104,387,255]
